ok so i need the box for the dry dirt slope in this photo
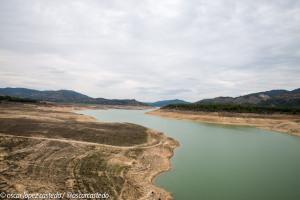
[0,103,178,200]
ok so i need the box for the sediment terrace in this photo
[148,109,300,136]
[0,103,178,200]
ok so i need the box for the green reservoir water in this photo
[80,109,300,200]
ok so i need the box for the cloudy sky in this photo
[0,0,299,101]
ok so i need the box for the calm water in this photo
[79,109,300,200]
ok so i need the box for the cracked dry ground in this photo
[0,103,176,200]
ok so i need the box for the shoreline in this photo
[148,109,300,137]
[149,135,179,200]
[136,131,179,200]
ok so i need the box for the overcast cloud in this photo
[0,0,299,101]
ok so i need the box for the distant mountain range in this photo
[0,87,146,106]
[196,88,300,108]
[146,99,190,107]
[1,87,299,108]
[161,88,300,114]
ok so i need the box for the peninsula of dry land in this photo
[0,102,178,200]
[148,109,300,136]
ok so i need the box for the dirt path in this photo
[0,131,163,150]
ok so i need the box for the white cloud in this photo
[0,0,299,101]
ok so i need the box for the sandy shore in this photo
[0,102,179,200]
[148,109,300,137]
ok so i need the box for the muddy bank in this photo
[0,102,178,200]
[148,109,300,137]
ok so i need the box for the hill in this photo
[160,88,300,115]
[0,87,146,106]
[146,99,190,107]
[196,88,300,108]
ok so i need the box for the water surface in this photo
[79,109,300,200]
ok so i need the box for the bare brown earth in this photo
[148,109,300,136]
[0,102,178,200]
